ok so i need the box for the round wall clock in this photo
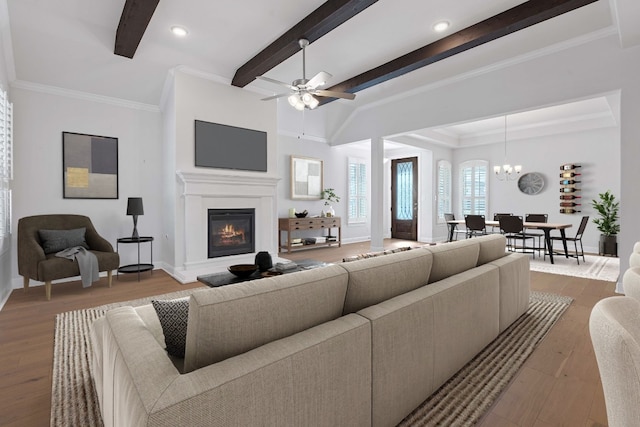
[517,172,545,195]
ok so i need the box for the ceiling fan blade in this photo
[313,89,356,100]
[261,93,292,101]
[307,71,332,89]
[256,75,296,90]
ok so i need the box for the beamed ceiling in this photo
[3,0,639,142]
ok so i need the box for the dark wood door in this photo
[391,157,418,240]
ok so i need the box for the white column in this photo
[619,85,640,294]
[370,137,385,251]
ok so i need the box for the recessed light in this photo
[433,21,450,32]
[171,26,188,37]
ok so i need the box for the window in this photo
[0,86,12,239]
[459,160,487,217]
[436,160,452,224]
[348,157,367,224]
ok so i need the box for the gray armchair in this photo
[18,214,119,300]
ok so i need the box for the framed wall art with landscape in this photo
[291,156,323,200]
[62,132,118,199]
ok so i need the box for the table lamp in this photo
[126,197,144,239]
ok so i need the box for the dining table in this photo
[446,220,573,264]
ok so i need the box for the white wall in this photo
[277,134,372,244]
[169,71,279,275]
[9,87,163,288]
[453,126,620,253]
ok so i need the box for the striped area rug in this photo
[398,291,573,426]
[528,254,619,282]
[51,290,571,427]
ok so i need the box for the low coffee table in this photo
[197,259,329,288]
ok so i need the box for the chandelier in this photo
[494,115,522,181]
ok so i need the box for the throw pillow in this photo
[38,227,89,254]
[152,299,189,358]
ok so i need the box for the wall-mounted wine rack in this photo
[559,163,581,214]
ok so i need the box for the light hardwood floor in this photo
[0,240,616,426]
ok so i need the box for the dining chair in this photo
[491,213,512,234]
[524,213,548,257]
[464,214,487,238]
[499,215,536,256]
[444,213,466,242]
[549,215,589,264]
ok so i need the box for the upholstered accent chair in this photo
[18,214,119,300]
[590,296,640,427]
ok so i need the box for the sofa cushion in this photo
[424,239,480,283]
[340,249,433,314]
[183,264,349,373]
[477,234,507,265]
[38,227,89,254]
[151,299,189,358]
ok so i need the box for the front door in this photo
[391,157,418,240]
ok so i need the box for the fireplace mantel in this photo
[173,170,280,283]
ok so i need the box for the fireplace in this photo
[208,208,255,258]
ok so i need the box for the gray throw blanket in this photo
[55,246,99,288]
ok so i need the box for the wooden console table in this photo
[279,217,342,253]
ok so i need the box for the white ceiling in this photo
[2,0,638,142]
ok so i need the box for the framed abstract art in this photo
[291,155,323,200]
[62,132,118,199]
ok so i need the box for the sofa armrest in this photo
[85,229,114,253]
[94,307,181,427]
[95,307,372,427]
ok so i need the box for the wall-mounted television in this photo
[194,120,267,172]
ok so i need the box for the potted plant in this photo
[591,190,620,256]
[321,188,340,217]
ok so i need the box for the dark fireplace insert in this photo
[208,208,255,258]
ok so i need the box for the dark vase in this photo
[254,251,273,271]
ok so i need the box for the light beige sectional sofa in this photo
[91,234,529,427]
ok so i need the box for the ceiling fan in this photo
[257,38,355,110]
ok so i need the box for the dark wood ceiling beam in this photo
[231,0,379,88]
[114,0,160,59]
[320,0,599,105]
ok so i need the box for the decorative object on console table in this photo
[126,197,144,238]
[321,188,339,227]
[278,217,341,253]
[321,188,340,218]
[559,164,581,213]
[592,190,620,256]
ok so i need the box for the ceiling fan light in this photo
[302,92,313,104]
[294,101,305,111]
[308,97,319,109]
[288,94,299,107]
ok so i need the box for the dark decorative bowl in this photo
[295,212,308,218]
[228,264,259,278]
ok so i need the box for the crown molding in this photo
[278,129,328,144]
[10,80,160,112]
